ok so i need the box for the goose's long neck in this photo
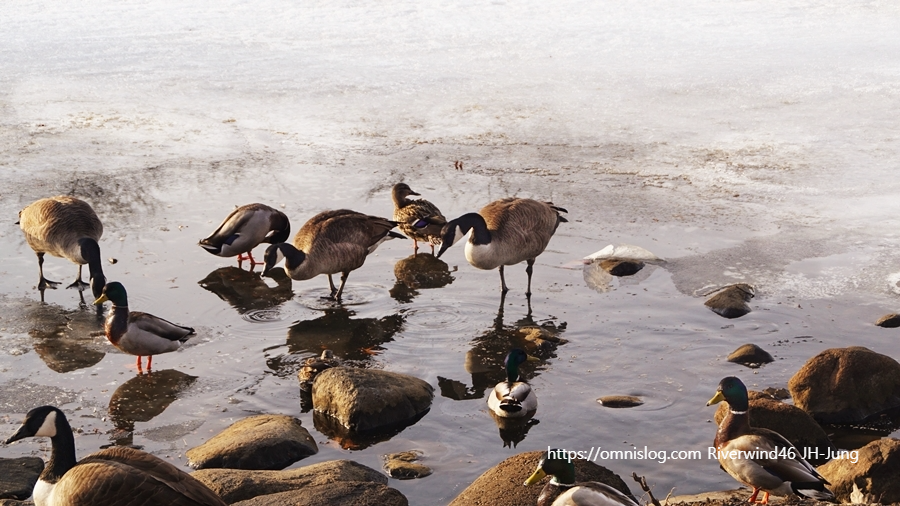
[80,238,106,297]
[280,243,308,272]
[456,213,491,245]
[42,418,77,484]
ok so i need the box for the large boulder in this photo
[713,391,833,464]
[788,347,900,424]
[191,460,388,504]
[312,367,433,432]
[186,414,318,470]
[447,451,632,506]
[818,438,900,504]
[230,482,407,506]
[0,457,43,500]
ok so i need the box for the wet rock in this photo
[191,459,388,504]
[383,451,432,480]
[726,343,774,368]
[517,327,568,351]
[312,367,433,432]
[447,450,633,506]
[0,500,32,506]
[230,482,408,506]
[599,259,644,277]
[713,391,833,464]
[876,313,900,328]
[0,457,43,500]
[761,387,790,400]
[704,284,754,319]
[186,414,318,470]
[583,244,663,264]
[665,489,755,504]
[788,346,900,424]
[597,395,643,408]
[818,438,900,504]
[297,350,341,391]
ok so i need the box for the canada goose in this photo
[199,203,290,266]
[391,183,446,254]
[4,405,227,506]
[489,348,539,418]
[436,198,567,295]
[18,196,106,299]
[262,209,404,301]
[93,282,195,373]
[524,450,639,506]
[707,377,835,504]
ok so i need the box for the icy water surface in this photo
[2,0,900,504]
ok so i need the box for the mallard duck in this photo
[707,376,835,504]
[391,183,446,254]
[437,198,567,295]
[262,209,404,301]
[4,405,226,506]
[489,348,539,418]
[524,450,639,506]
[93,282,195,373]
[18,196,107,299]
[298,349,341,390]
[199,203,290,267]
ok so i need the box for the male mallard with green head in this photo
[524,450,639,506]
[489,348,539,418]
[199,203,290,267]
[707,376,835,504]
[93,282,195,373]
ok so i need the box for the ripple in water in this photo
[242,309,284,323]
[293,284,387,310]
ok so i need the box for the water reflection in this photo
[26,302,106,373]
[107,369,198,445]
[390,253,455,303]
[198,267,294,313]
[265,308,405,378]
[491,412,540,448]
[312,409,430,451]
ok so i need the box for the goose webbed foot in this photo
[67,279,90,291]
[38,277,60,291]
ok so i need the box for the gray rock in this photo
[818,438,900,504]
[0,500,33,506]
[186,414,318,470]
[726,343,774,368]
[383,451,432,480]
[596,395,643,408]
[704,284,754,319]
[312,367,433,432]
[448,450,632,506]
[191,460,387,504]
[789,346,900,424]
[876,313,900,328]
[230,482,408,506]
[0,457,43,500]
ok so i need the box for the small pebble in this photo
[108,258,118,264]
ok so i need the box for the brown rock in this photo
[383,451,432,480]
[876,313,900,328]
[447,451,632,506]
[0,457,43,500]
[713,391,833,464]
[788,346,900,424]
[597,395,644,408]
[191,460,387,504]
[230,482,408,506]
[599,259,644,277]
[312,367,433,432]
[186,414,318,470]
[818,438,900,504]
[726,344,774,368]
[704,284,754,319]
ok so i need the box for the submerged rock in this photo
[447,450,632,506]
[818,438,900,504]
[383,451,432,480]
[788,346,900,424]
[713,391,833,464]
[0,457,43,500]
[597,395,643,408]
[875,313,900,328]
[312,367,433,432]
[298,350,341,391]
[704,284,754,319]
[191,459,389,504]
[186,414,318,470]
[599,259,644,277]
[583,244,663,264]
[726,343,774,368]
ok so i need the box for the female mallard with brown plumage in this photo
[199,203,290,267]
[5,405,226,506]
[707,376,835,504]
[18,196,106,299]
[391,183,446,254]
[93,282,195,373]
[437,198,567,295]
[263,209,404,301]
[524,450,639,506]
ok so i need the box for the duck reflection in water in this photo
[198,266,294,314]
[107,369,198,446]
[389,253,455,303]
[26,301,106,373]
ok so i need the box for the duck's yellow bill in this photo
[524,468,546,486]
[706,391,726,406]
[93,294,109,305]
[526,355,540,362]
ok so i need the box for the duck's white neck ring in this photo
[730,409,747,415]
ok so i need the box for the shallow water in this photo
[3,1,900,504]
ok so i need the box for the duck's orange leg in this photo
[747,488,760,503]
[136,355,144,373]
[759,491,769,505]
[147,355,153,371]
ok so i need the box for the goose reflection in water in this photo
[264,308,405,378]
[25,301,106,373]
[107,369,197,446]
[389,253,455,303]
[198,266,294,313]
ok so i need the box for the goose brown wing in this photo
[129,312,194,342]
